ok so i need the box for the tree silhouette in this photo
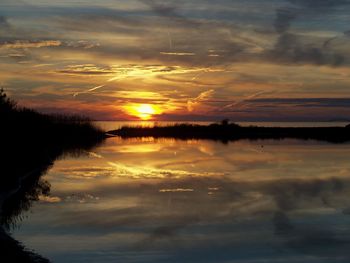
[0,88,17,112]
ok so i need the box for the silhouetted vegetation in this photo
[109,121,350,143]
[0,89,104,144]
[0,90,106,262]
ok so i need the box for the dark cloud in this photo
[56,65,114,76]
[273,211,294,235]
[140,0,200,28]
[287,0,350,9]
[0,16,10,29]
[248,98,350,108]
[219,97,350,121]
[274,8,297,34]
[137,215,200,248]
[54,12,147,35]
[266,33,345,66]
[323,36,338,48]
[141,0,180,18]
[270,0,350,66]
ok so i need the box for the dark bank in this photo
[0,89,106,262]
[108,120,350,143]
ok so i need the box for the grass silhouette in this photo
[109,121,350,143]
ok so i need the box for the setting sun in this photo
[124,103,161,120]
[136,104,155,120]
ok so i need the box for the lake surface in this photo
[11,130,350,262]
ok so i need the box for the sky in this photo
[1,0,350,121]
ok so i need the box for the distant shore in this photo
[108,122,350,143]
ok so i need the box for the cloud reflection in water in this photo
[12,137,350,263]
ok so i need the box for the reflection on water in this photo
[12,137,350,262]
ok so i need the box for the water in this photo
[10,125,350,263]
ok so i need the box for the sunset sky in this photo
[1,0,350,121]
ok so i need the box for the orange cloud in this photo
[187,89,215,112]
[0,40,62,49]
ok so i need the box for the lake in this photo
[10,122,350,263]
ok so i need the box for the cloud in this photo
[138,215,200,247]
[39,195,61,203]
[0,16,10,29]
[140,0,200,27]
[273,211,294,235]
[159,188,194,192]
[218,97,350,121]
[54,11,147,35]
[0,39,96,50]
[248,98,350,108]
[57,64,114,76]
[273,8,297,34]
[223,90,273,110]
[141,0,179,17]
[268,0,350,66]
[72,85,105,97]
[0,40,62,49]
[64,193,100,203]
[266,33,345,66]
[56,166,116,179]
[287,0,350,9]
[60,64,199,77]
[187,89,215,112]
[68,64,204,97]
[86,151,103,159]
[160,52,196,56]
[64,40,100,49]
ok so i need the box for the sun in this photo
[134,104,157,120]
[123,103,162,120]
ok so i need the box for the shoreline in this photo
[108,123,350,143]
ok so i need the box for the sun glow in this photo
[136,104,155,120]
[125,104,160,120]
